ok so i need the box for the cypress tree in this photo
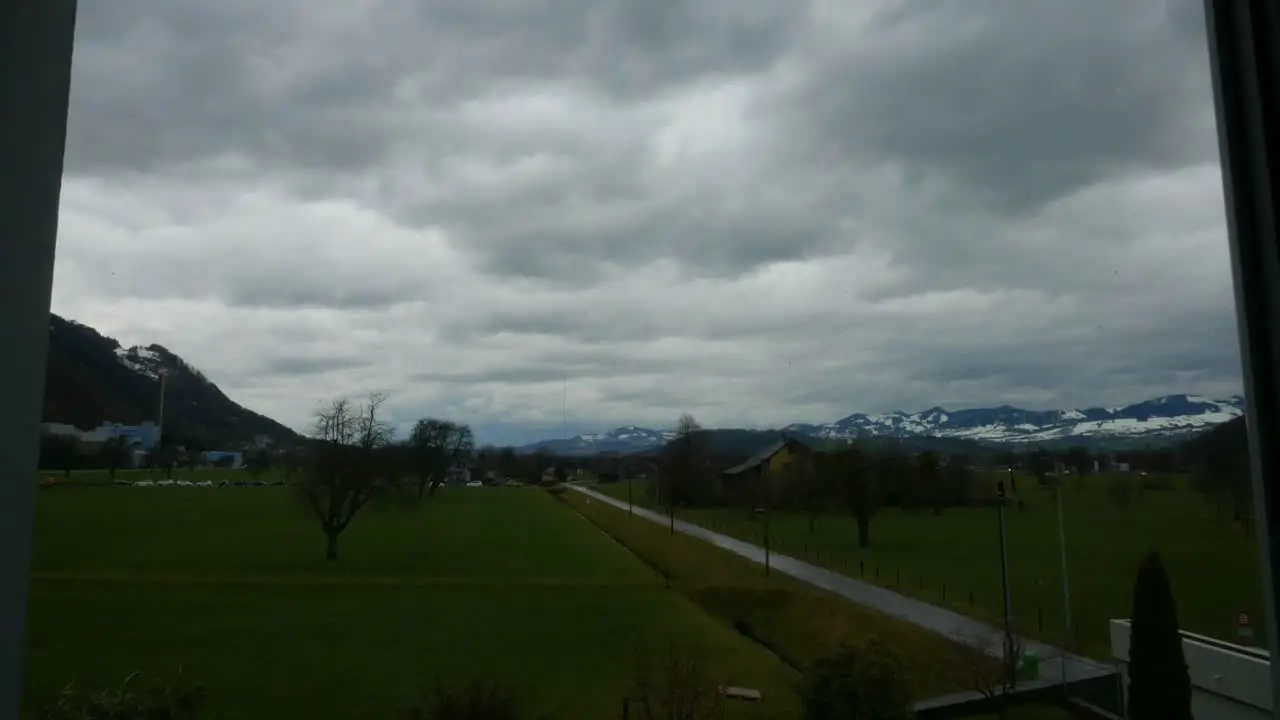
[1126,549,1193,720]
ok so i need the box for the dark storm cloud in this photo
[777,1,1216,214]
[54,0,1244,440]
[409,0,802,99]
[68,0,799,174]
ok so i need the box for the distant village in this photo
[39,420,274,470]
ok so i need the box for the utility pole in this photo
[763,463,772,576]
[624,454,632,516]
[1,4,78,719]
[996,479,1015,690]
[157,366,168,445]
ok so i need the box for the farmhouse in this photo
[720,435,812,486]
[445,461,471,485]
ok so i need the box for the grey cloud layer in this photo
[54,0,1241,444]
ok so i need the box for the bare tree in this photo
[297,393,402,561]
[1107,477,1134,513]
[659,414,716,507]
[816,443,879,549]
[780,455,826,533]
[183,443,203,474]
[408,418,475,499]
[950,630,1025,719]
[99,437,131,481]
[245,448,271,482]
[918,451,943,515]
[625,640,724,720]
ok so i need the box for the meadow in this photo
[594,471,1266,660]
[23,480,801,719]
[559,489,1076,720]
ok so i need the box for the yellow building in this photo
[721,436,812,486]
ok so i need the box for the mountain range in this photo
[44,314,300,447]
[41,314,1245,456]
[519,394,1245,456]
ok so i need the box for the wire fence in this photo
[676,511,1113,661]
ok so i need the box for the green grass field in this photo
[560,489,988,702]
[23,485,801,719]
[594,472,1266,660]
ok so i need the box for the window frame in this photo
[1204,0,1280,712]
[2,1,1280,717]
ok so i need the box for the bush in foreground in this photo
[32,671,207,720]
[624,640,725,720]
[406,680,538,720]
[797,639,913,720]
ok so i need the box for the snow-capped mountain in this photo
[44,314,299,445]
[786,394,1244,444]
[518,394,1244,455]
[520,426,676,455]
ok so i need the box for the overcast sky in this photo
[51,0,1242,445]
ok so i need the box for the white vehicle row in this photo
[117,479,285,488]
[127,480,215,487]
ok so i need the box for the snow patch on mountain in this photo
[522,394,1245,454]
[114,346,161,380]
[787,394,1244,444]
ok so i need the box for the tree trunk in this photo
[856,515,871,549]
[325,532,339,562]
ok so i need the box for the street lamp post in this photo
[669,485,675,536]
[1055,480,1073,691]
[763,503,771,576]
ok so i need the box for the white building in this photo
[1110,619,1270,719]
[41,420,162,450]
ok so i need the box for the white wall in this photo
[1111,619,1271,720]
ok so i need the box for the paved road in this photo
[569,484,1117,687]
